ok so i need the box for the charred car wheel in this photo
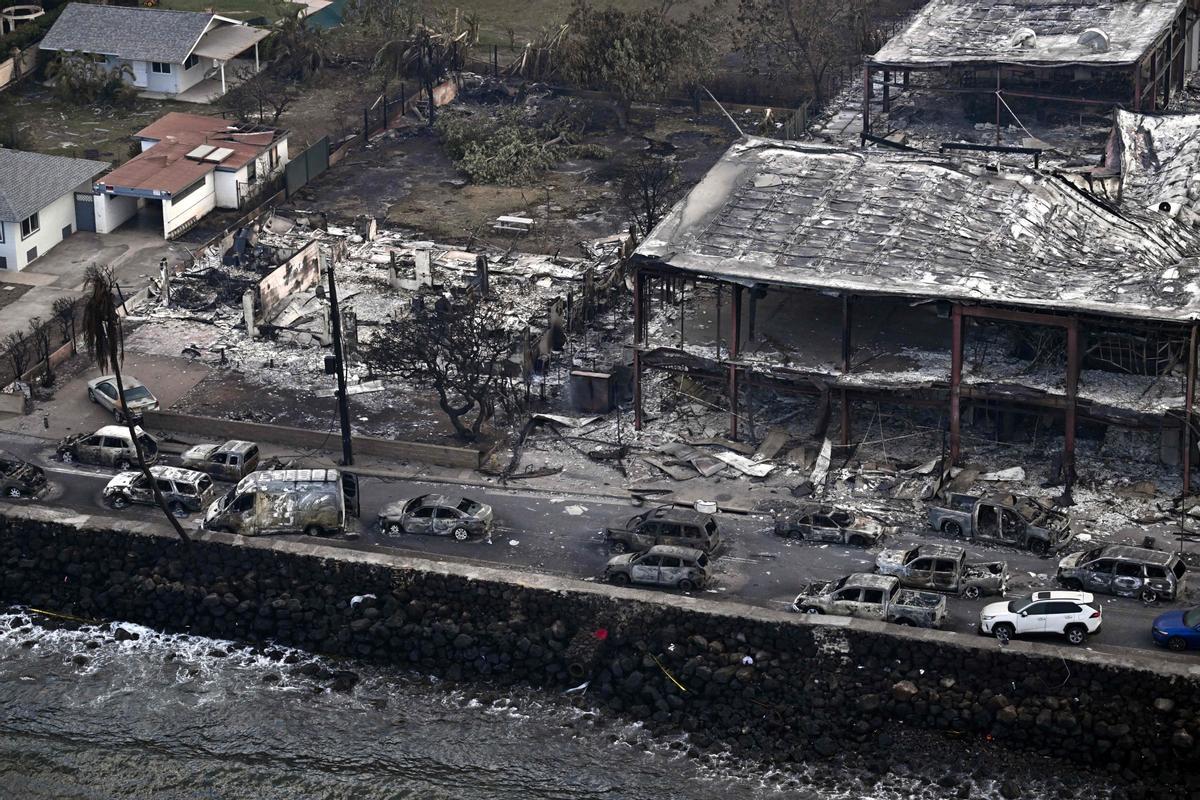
[803,607,823,615]
[116,459,132,471]
[678,579,695,592]
[108,494,130,510]
[385,522,403,536]
[6,487,21,498]
[942,521,963,538]
[1140,587,1159,604]
[960,585,981,600]
[848,535,867,547]
[1065,624,1087,645]
[608,572,630,586]
[59,451,75,464]
[304,524,325,537]
[1029,540,1048,556]
[169,501,187,518]
[610,541,627,554]
[452,526,469,541]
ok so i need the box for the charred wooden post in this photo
[1064,318,1080,488]
[840,293,853,447]
[633,268,645,431]
[729,285,743,440]
[861,65,872,140]
[1186,323,1198,495]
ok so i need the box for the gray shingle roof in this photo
[0,148,110,222]
[39,3,213,64]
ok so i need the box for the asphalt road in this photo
[1,430,1196,665]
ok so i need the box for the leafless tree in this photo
[619,154,684,237]
[362,299,516,442]
[52,296,77,355]
[3,330,29,384]
[81,265,190,544]
[221,71,298,124]
[27,317,52,384]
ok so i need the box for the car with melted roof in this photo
[604,544,709,591]
[774,504,893,547]
[378,493,494,540]
[103,465,216,516]
[0,451,49,499]
[57,425,159,470]
[928,492,1073,555]
[875,542,1008,598]
[605,507,720,554]
[791,573,947,628]
[179,440,260,481]
[1056,545,1187,602]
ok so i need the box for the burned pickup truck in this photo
[928,493,1072,555]
[791,573,947,628]
[875,543,1008,598]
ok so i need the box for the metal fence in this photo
[284,136,330,198]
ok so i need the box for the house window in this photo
[184,54,199,70]
[20,212,39,239]
[246,159,257,183]
[171,176,206,204]
[268,146,279,170]
[151,62,172,74]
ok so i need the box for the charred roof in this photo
[635,137,1200,323]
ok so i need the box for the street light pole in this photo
[326,249,354,466]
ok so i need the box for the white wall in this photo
[0,192,76,271]
[0,221,15,272]
[176,55,210,93]
[162,173,216,238]
[214,168,241,209]
[94,192,139,235]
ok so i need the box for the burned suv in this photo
[605,507,720,555]
[774,504,892,547]
[0,451,49,499]
[1057,545,1187,603]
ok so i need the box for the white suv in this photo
[979,590,1101,645]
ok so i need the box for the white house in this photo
[39,3,270,102]
[0,148,109,271]
[94,113,289,239]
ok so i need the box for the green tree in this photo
[563,0,720,128]
[270,2,331,82]
[46,54,137,107]
[81,266,190,544]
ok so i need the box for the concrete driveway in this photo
[0,350,211,441]
[0,229,192,344]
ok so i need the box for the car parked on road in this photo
[928,493,1073,555]
[377,494,494,540]
[774,504,892,547]
[1056,545,1187,602]
[103,465,216,516]
[1151,607,1200,652]
[791,573,947,628]
[0,451,49,499]
[204,469,354,537]
[605,544,709,591]
[179,440,260,481]
[605,507,720,554]
[57,425,159,470]
[87,375,159,423]
[875,543,1008,598]
[978,590,1101,645]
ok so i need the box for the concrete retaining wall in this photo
[141,409,483,469]
[0,506,1197,796]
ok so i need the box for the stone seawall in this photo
[2,507,1199,797]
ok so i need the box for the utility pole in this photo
[326,248,354,465]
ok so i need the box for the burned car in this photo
[0,451,49,499]
[791,573,947,628]
[875,543,1008,598]
[1057,545,1187,603]
[929,493,1072,555]
[605,507,720,554]
[57,425,159,470]
[378,494,494,540]
[774,505,892,547]
[103,465,216,516]
[179,440,260,481]
[605,544,709,591]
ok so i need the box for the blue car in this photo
[1151,607,1200,652]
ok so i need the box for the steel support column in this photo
[633,269,645,431]
[634,349,643,431]
[1185,323,1198,495]
[949,304,964,463]
[840,293,853,447]
[861,65,872,140]
[729,285,743,440]
[1064,319,1080,486]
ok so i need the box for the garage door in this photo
[74,192,96,232]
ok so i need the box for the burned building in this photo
[863,0,1200,147]
[630,134,1200,490]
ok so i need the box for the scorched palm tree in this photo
[82,265,190,544]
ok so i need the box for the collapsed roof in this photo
[1109,109,1200,216]
[635,137,1200,323]
[870,0,1187,68]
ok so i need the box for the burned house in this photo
[864,0,1200,145]
[630,135,1200,490]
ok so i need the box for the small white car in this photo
[979,590,1101,645]
[87,375,159,422]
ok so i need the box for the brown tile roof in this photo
[134,112,285,170]
[98,142,212,195]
